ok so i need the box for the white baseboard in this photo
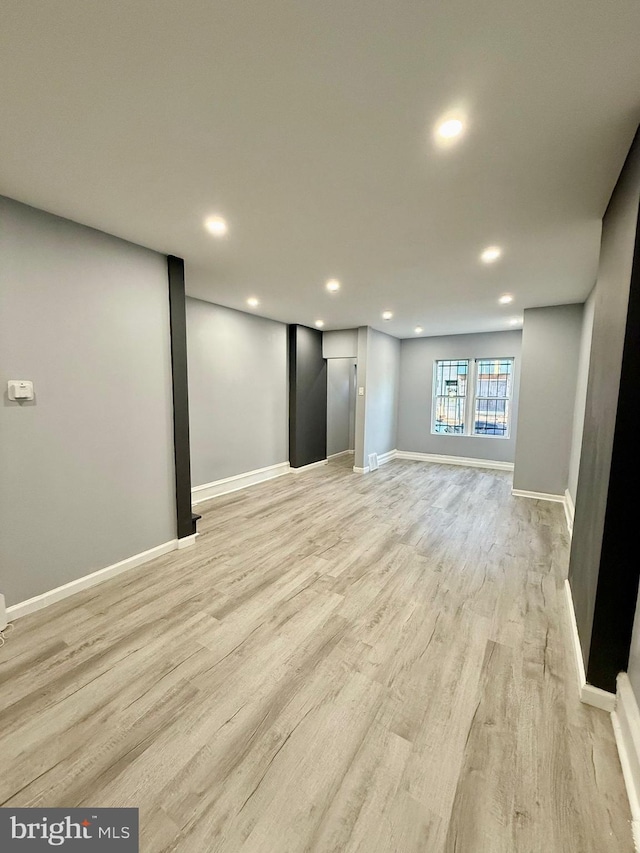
[565,578,587,688]
[192,461,290,503]
[291,459,328,473]
[354,449,396,475]
[564,489,575,538]
[396,450,514,472]
[581,683,617,713]
[6,538,180,621]
[377,449,396,467]
[564,579,616,712]
[177,533,198,549]
[0,593,6,631]
[355,449,513,474]
[327,450,354,460]
[511,488,565,503]
[612,673,640,848]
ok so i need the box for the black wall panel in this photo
[569,128,640,691]
[586,202,640,691]
[289,325,327,469]
[167,255,197,538]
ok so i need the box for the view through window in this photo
[433,360,468,434]
[433,358,513,437]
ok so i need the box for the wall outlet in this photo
[8,380,34,401]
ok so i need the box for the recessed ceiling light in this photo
[509,316,523,326]
[481,246,502,263]
[414,326,423,334]
[315,320,324,328]
[246,297,259,308]
[382,311,393,320]
[433,111,467,148]
[326,278,341,293]
[499,294,513,304]
[204,215,228,237]
[436,118,464,140]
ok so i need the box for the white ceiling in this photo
[1,1,639,338]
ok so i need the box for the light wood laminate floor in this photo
[0,457,632,852]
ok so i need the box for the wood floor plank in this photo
[0,456,632,851]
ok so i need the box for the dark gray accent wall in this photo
[513,304,584,496]
[0,196,176,606]
[168,257,196,539]
[569,130,640,689]
[289,325,327,468]
[585,195,640,691]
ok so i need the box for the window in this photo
[433,359,469,434]
[432,357,513,438]
[473,359,513,436]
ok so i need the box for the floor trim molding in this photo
[355,449,513,474]
[327,450,354,460]
[564,489,575,538]
[377,449,396,467]
[564,579,616,712]
[511,488,565,503]
[192,462,291,503]
[6,539,181,621]
[612,674,640,850]
[354,449,397,474]
[291,459,328,473]
[397,450,514,472]
[177,533,198,549]
[581,683,617,712]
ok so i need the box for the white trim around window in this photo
[431,357,514,440]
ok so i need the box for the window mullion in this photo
[466,359,475,436]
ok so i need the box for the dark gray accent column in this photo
[568,126,640,692]
[289,324,327,469]
[167,256,198,539]
[585,204,640,692]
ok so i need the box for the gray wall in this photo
[354,327,368,469]
[513,304,584,496]
[397,330,522,464]
[629,586,640,700]
[569,136,640,669]
[325,329,358,458]
[327,358,355,456]
[186,297,288,485]
[0,196,176,606]
[363,328,401,462]
[567,289,596,505]
[322,329,358,359]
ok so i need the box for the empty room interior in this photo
[2,2,640,851]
